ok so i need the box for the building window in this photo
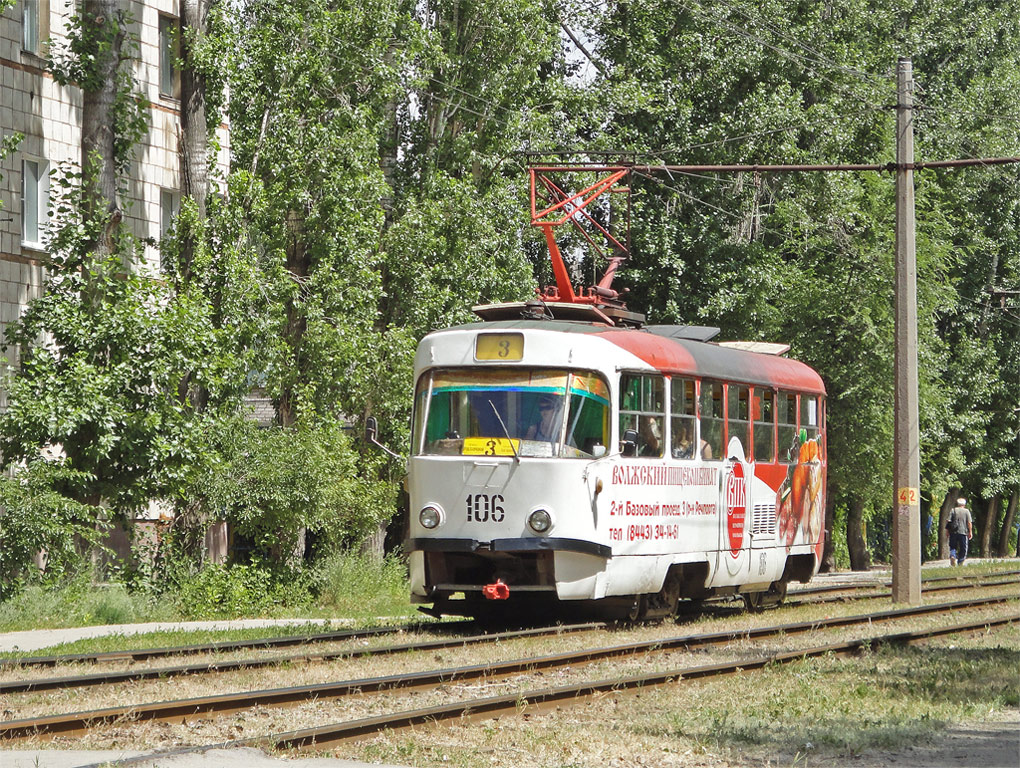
[160,188,180,237]
[159,15,181,99]
[21,158,48,248]
[22,0,40,54]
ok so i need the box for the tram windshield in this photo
[413,368,611,458]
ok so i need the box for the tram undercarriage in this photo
[414,547,817,621]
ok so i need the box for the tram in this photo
[404,307,826,619]
[394,166,826,619]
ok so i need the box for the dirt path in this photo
[840,708,1019,768]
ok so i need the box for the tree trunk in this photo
[80,0,125,259]
[937,488,959,560]
[277,209,309,428]
[997,487,1018,557]
[179,0,211,277]
[979,496,999,559]
[819,479,837,572]
[846,495,870,571]
[359,523,386,562]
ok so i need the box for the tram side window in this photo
[728,385,750,456]
[699,381,724,460]
[563,372,611,457]
[801,395,821,443]
[777,391,798,463]
[619,373,664,457]
[753,388,776,463]
[670,377,697,459]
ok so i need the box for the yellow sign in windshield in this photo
[462,437,520,456]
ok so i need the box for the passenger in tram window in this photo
[673,423,694,459]
[525,395,562,442]
[639,416,662,456]
[700,437,713,460]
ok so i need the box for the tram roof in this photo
[433,319,825,393]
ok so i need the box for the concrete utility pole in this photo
[892,57,922,604]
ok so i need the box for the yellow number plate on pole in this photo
[475,333,524,361]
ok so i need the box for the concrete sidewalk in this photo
[0,618,361,653]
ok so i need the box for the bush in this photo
[174,563,312,619]
[312,550,410,619]
[185,418,398,565]
[0,460,105,600]
[0,573,165,631]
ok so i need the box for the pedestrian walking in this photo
[947,497,974,566]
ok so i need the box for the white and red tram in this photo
[405,307,826,619]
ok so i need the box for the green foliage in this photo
[174,562,311,619]
[576,0,1020,558]
[186,418,396,561]
[183,2,233,134]
[0,242,240,509]
[311,550,410,618]
[4,0,1017,611]
[0,461,104,598]
[0,573,165,631]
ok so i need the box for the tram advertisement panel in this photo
[604,461,720,555]
[720,439,752,578]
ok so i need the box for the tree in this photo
[0,461,102,598]
[2,5,247,523]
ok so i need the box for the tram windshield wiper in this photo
[488,400,521,463]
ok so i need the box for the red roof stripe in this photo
[595,329,825,393]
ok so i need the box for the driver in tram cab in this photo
[526,395,562,442]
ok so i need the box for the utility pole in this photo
[892,57,922,604]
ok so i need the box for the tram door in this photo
[718,437,752,581]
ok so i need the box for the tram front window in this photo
[414,369,610,458]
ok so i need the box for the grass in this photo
[346,623,1019,767]
[655,641,1019,754]
[0,580,175,633]
[311,550,413,620]
[0,550,416,639]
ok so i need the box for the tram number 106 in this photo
[466,493,505,523]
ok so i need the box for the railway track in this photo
[2,593,1014,742]
[2,572,1014,695]
[788,569,1020,598]
[4,568,1010,671]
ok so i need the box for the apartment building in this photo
[1,1,231,563]
[0,0,229,411]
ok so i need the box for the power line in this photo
[532,157,1020,174]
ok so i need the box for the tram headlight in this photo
[419,505,443,530]
[528,508,553,534]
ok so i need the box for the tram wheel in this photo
[627,594,648,622]
[742,579,788,612]
[742,591,767,612]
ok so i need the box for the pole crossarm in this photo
[530,156,1020,176]
[524,147,1019,322]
